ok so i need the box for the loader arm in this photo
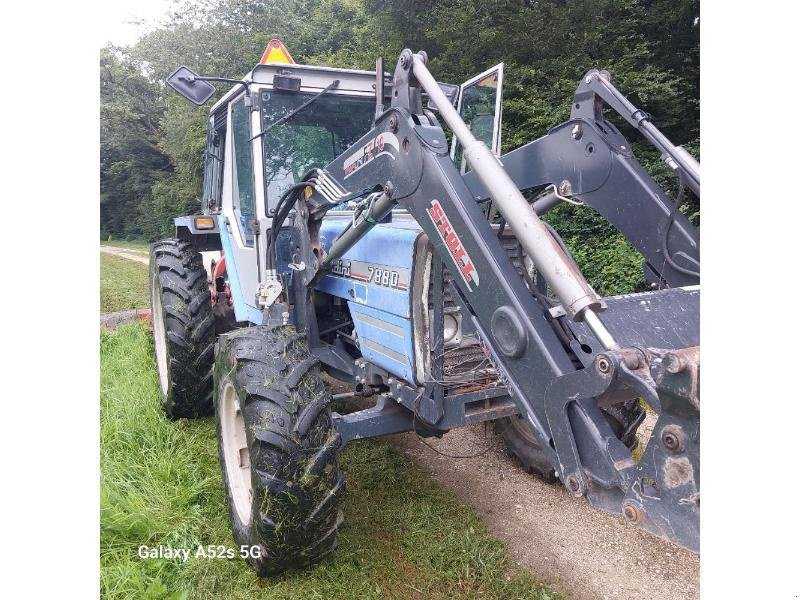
[295,50,699,551]
[462,72,700,288]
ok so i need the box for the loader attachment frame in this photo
[292,50,700,551]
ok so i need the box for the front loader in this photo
[151,39,700,575]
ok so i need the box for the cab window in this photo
[201,111,226,212]
[260,90,376,213]
[450,64,505,174]
[231,96,255,245]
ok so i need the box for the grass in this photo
[100,322,559,599]
[102,239,150,252]
[101,253,150,313]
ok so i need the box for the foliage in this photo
[99,0,699,292]
[100,321,558,598]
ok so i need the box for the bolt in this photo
[596,355,611,375]
[661,425,684,453]
[623,503,641,524]
[566,475,581,494]
[558,180,573,196]
[571,124,583,140]
[388,114,399,132]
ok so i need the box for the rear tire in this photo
[496,399,646,483]
[214,325,345,576]
[149,238,215,419]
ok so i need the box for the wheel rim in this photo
[219,380,253,525]
[151,272,170,396]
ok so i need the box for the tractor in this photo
[152,39,700,575]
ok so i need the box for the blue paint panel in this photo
[216,215,263,325]
[316,219,421,319]
[318,219,420,272]
[315,274,411,317]
[348,303,417,383]
[314,217,424,383]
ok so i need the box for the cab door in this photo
[218,92,263,324]
[449,63,504,174]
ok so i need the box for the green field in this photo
[99,254,558,599]
[102,239,150,251]
[101,253,150,313]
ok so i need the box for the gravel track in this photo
[390,420,699,600]
[100,245,149,265]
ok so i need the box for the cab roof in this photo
[209,62,391,114]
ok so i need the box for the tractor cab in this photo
[167,40,505,323]
[168,41,389,321]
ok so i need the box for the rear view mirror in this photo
[166,66,217,106]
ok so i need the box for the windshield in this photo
[260,90,376,210]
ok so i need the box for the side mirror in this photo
[166,66,216,106]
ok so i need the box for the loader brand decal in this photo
[343,132,399,179]
[330,259,351,278]
[427,199,480,290]
[329,258,409,290]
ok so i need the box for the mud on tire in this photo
[149,238,215,419]
[496,399,646,484]
[214,325,345,576]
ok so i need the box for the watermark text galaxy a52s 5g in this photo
[137,545,263,563]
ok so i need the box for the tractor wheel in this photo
[496,399,646,484]
[214,325,345,576]
[149,238,215,419]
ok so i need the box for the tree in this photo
[99,0,700,291]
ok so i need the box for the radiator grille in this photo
[425,232,533,388]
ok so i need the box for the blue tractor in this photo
[152,40,700,575]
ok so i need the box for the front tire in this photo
[214,326,345,576]
[496,399,646,483]
[149,238,215,419]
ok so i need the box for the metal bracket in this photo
[544,350,637,496]
[620,347,700,552]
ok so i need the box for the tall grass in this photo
[100,323,558,599]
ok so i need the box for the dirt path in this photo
[100,245,149,265]
[389,423,699,600]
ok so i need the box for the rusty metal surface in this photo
[544,343,700,552]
